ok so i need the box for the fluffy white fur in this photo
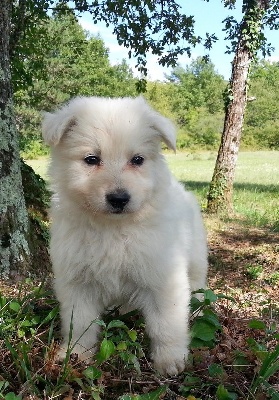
[42,96,208,376]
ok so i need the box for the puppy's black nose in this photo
[106,190,130,211]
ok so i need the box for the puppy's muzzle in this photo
[106,190,131,213]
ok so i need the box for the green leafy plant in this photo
[118,386,167,399]
[248,320,279,398]
[94,315,144,374]
[245,264,264,280]
[0,381,22,400]
[190,289,224,349]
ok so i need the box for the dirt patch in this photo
[207,221,279,318]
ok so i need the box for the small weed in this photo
[245,264,264,280]
[190,289,223,349]
[247,320,279,399]
[265,271,279,285]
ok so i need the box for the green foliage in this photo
[247,320,279,398]
[8,1,279,160]
[0,381,22,400]
[167,58,226,114]
[14,10,137,158]
[93,314,144,373]
[222,0,276,58]
[191,289,223,349]
[243,60,279,150]
[216,384,238,400]
[10,0,51,92]
[244,264,264,280]
[0,285,58,396]
[15,17,279,158]
[1,281,278,398]
[164,58,226,150]
[118,386,167,400]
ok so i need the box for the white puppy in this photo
[42,96,208,376]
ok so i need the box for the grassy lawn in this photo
[165,150,279,230]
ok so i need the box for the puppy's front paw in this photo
[152,345,187,376]
[55,343,93,364]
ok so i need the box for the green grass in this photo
[165,150,279,230]
[26,150,279,230]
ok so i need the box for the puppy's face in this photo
[42,97,176,219]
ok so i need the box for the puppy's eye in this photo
[84,155,102,166]
[130,155,144,166]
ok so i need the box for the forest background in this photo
[16,9,279,161]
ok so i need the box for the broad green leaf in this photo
[216,384,238,400]
[96,339,115,363]
[107,320,126,330]
[128,330,137,342]
[248,319,266,330]
[31,315,41,325]
[94,319,106,328]
[140,385,167,399]
[191,320,217,342]
[190,297,202,312]
[5,393,22,400]
[190,337,215,349]
[83,365,102,380]
[183,374,201,386]
[208,363,225,377]
[9,301,21,312]
[202,310,222,328]
[20,320,33,327]
[204,289,218,303]
[116,341,127,351]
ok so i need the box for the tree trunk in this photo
[207,0,268,213]
[0,0,31,278]
[207,43,250,213]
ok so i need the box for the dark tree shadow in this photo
[180,180,279,194]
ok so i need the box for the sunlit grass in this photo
[166,150,279,230]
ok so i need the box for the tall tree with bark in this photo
[207,0,276,213]
[0,0,31,277]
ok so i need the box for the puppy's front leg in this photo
[56,283,102,362]
[143,282,191,376]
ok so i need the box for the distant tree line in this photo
[15,10,279,159]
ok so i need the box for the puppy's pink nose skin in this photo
[106,190,131,213]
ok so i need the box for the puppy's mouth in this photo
[110,208,127,215]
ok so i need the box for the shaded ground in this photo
[0,220,278,399]
[207,220,279,318]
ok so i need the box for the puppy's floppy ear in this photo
[150,113,176,152]
[42,103,76,146]
[142,98,176,151]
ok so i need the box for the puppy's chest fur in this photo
[51,215,173,304]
